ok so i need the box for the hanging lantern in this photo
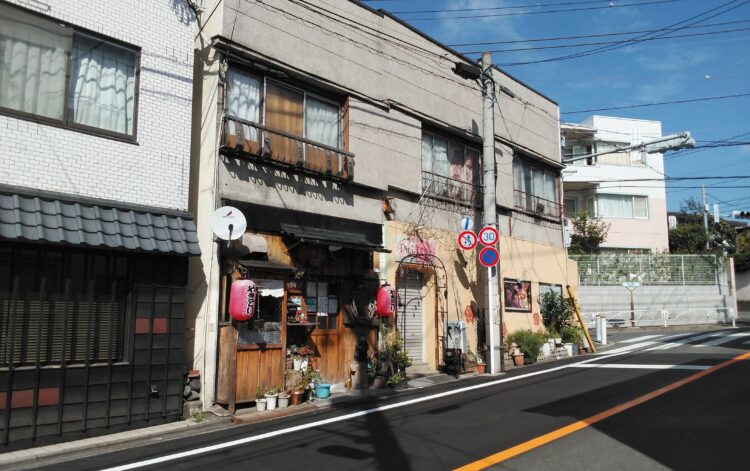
[229,279,258,321]
[376,283,396,317]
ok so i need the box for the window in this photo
[589,194,649,219]
[562,144,594,166]
[0,247,128,367]
[513,159,560,218]
[421,131,480,202]
[225,69,341,149]
[564,198,578,218]
[0,4,139,138]
[307,281,339,330]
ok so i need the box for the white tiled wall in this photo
[0,0,195,211]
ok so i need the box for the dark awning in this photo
[281,223,388,252]
[0,187,201,256]
[237,258,296,272]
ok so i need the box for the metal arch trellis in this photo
[395,253,449,369]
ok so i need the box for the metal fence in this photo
[571,254,720,286]
[581,307,734,328]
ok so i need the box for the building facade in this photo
[0,0,198,447]
[561,115,670,253]
[189,0,576,412]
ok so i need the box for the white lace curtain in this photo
[305,96,339,148]
[597,194,649,218]
[0,11,69,119]
[68,35,136,135]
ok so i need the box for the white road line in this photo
[694,332,750,348]
[602,332,696,354]
[620,335,664,344]
[646,331,726,351]
[102,352,628,471]
[569,363,711,371]
[743,339,750,345]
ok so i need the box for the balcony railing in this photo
[221,116,354,180]
[421,171,482,207]
[513,189,562,222]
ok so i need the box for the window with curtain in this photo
[564,198,578,218]
[226,69,261,142]
[0,3,139,137]
[513,159,559,203]
[421,131,479,202]
[592,194,649,218]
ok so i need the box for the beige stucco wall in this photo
[498,236,579,336]
[221,0,560,165]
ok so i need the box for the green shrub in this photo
[540,291,575,334]
[506,330,546,364]
[561,325,583,345]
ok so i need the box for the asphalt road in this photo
[29,327,750,471]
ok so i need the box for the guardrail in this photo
[581,307,735,328]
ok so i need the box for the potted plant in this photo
[386,371,407,389]
[466,349,486,375]
[255,385,267,412]
[507,330,546,366]
[311,371,331,399]
[561,325,583,356]
[278,390,290,408]
[290,366,312,405]
[265,385,281,410]
[296,345,313,370]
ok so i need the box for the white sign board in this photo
[622,281,641,290]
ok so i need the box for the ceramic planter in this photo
[256,398,267,412]
[278,394,290,408]
[513,354,524,366]
[476,363,486,375]
[314,383,331,399]
[373,376,387,389]
[265,393,279,410]
[290,390,305,405]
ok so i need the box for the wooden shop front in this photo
[214,208,385,411]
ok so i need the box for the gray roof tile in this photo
[0,191,201,256]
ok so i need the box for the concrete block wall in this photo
[0,0,194,211]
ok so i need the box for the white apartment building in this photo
[0,0,199,446]
[561,115,669,253]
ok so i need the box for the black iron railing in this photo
[513,189,562,221]
[421,171,482,207]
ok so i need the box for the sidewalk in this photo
[0,370,480,469]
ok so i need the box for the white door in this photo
[397,270,424,365]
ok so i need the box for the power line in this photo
[390,0,657,14]
[562,92,750,114]
[447,18,750,47]
[459,27,750,54]
[396,0,683,22]
[497,0,750,66]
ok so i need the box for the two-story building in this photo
[0,0,198,447]
[188,0,577,413]
[561,115,670,253]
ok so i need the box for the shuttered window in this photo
[0,247,128,367]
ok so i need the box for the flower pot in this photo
[293,358,302,370]
[373,376,387,389]
[290,390,304,405]
[476,363,486,375]
[314,383,331,399]
[265,393,279,410]
[563,343,574,357]
[541,342,551,358]
[513,354,524,366]
[255,398,267,412]
[278,394,290,408]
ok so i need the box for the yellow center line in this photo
[455,351,750,471]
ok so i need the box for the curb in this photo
[0,415,229,469]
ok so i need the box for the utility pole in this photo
[481,52,502,373]
[702,185,709,250]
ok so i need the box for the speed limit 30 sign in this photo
[478,226,499,246]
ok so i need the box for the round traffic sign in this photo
[478,247,499,267]
[457,230,478,250]
[478,226,499,246]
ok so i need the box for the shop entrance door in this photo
[309,281,344,384]
[397,270,424,365]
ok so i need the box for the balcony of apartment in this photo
[513,189,563,222]
[221,116,354,181]
[421,171,482,208]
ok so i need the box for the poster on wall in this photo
[504,279,532,312]
[446,321,466,351]
[539,283,563,301]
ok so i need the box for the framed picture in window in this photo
[504,279,532,312]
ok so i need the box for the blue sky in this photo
[365,0,750,215]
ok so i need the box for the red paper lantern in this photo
[376,283,396,317]
[229,279,258,321]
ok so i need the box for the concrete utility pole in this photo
[481,52,502,373]
[562,132,695,164]
[702,185,710,250]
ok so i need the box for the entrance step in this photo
[406,362,435,378]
